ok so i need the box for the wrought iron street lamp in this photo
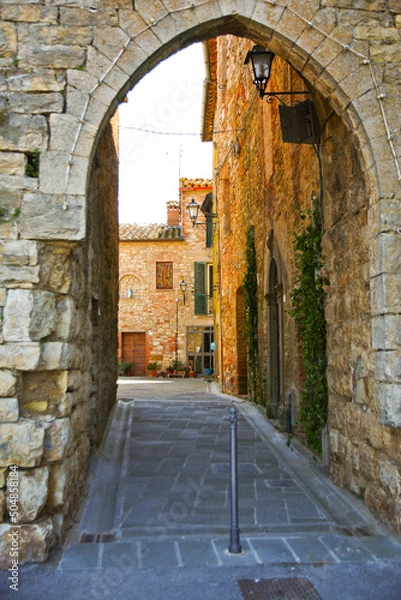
[244,45,310,104]
[186,198,217,228]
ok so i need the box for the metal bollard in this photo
[228,407,242,554]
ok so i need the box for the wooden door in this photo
[122,332,146,376]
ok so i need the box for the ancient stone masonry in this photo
[0,0,400,564]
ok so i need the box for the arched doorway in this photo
[1,3,401,561]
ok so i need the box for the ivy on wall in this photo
[243,225,259,401]
[290,209,328,454]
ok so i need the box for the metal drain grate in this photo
[238,577,322,600]
[80,533,117,544]
[212,463,260,474]
[265,479,297,487]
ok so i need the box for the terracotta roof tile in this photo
[119,223,183,241]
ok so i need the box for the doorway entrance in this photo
[187,326,214,376]
[121,332,146,376]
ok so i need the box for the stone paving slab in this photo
[59,533,401,570]
[59,379,401,571]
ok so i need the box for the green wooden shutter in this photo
[194,262,207,315]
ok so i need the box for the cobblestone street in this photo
[2,379,397,599]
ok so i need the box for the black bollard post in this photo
[228,407,242,554]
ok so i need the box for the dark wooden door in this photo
[122,332,146,376]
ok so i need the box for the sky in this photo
[118,43,213,224]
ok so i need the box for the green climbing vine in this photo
[25,148,40,178]
[290,209,328,454]
[243,225,259,402]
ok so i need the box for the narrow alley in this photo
[2,380,400,599]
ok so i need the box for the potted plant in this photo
[172,359,183,373]
[147,362,159,377]
[118,361,133,376]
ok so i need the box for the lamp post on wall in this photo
[175,279,188,365]
[186,198,217,227]
[244,45,310,104]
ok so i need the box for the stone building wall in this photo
[0,115,118,564]
[118,181,213,372]
[0,0,400,562]
[211,34,401,533]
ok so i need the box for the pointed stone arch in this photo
[1,1,401,562]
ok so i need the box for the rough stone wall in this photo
[0,0,400,562]
[87,115,119,449]
[213,33,401,533]
[0,116,118,568]
[118,185,213,370]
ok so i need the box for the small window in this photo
[156,262,173,289]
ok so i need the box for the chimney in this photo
[166,200,180,226]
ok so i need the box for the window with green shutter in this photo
[194,262,207,315]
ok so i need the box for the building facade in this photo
[204,34,401,534]
[118,180,214,377]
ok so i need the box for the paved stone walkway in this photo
[58,379,401,573]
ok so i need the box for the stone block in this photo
[0,152,25,175]
[0,114,48,152]
[0,371,16,397]
[372,315,401,350]
[0,398,19,422]
[376,456,401,496]
[7,70,65,93]
[21,371,68,417]
[375,350,401,384]
[7,92,63,114]
[360,410,384,448]
[117,41,149,77]
[370,232,401,277]
[0,22,17,59]
[3,289,56,342]
[371,272,401,314]
[0,265,40,288]
[0,518,55,567]
[39,343,67,370]
[47,443,89,510]
[376,383,401,427]
[43,418,71,463]
[7,467,49,523]
[20,192,86,241]
[0,421,44,467]
[359,442,377,481]
[49,113,86,154]
[19,42,86,70]
[0,468,7,488]
[0,343,41,371]
[134,0,166,26]
[369,197,401,235]
[39,151,88,196]
[92,26,130,62]
[0,489,4,522]
[56,297,75,340]
[39,243,73,294]
[0,240,38,267]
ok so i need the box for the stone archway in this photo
[1,2,400,562]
